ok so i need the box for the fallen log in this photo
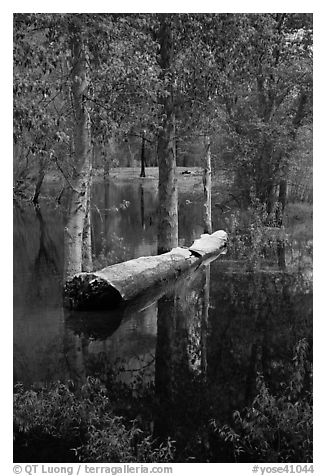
[64,230,227,310]
[66,259,214,338]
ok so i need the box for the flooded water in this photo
[13,178,313,460]
[13,180,206,385]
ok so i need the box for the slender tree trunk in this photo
[127,139,136,168]
[175,131,179,166]
[57,177,67,204]
[203,136,212,234]
[103,140,110,180]
[140,132,146,177]
[104,180,110,247]
[276,178,287,226]
[82,177,93,272]
[155,136,159,167]
[157,14,178,254]
[32,155,46,205]
[64,19,92,279]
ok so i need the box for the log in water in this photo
[64,230,227,310]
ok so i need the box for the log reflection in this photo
[154,264,210,441]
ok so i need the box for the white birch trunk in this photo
[203,135,212,234]
[64,20,92,279]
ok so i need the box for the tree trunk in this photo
[103,140,110,180]
[104,181,110,256]
[157,14,178,254]
[276,178,287,226]
[203,136,212,233]
[140,132,146,177]
[175,132,180,166]
[64,19,92,279]
[82,177,93,272]
[32,156,46,204]
[127,139,136,168]
[57,181,67,205]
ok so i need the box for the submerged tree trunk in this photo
[157,14,178,254]
[203,136,212,234]
[64,19,92,279]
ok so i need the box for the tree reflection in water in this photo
[61,242,312,460]
[154,265,211,457]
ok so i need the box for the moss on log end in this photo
[64,273,123,310]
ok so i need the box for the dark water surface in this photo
[13,179,313,451]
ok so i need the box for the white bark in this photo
[203,136,212,234]
[64,20,92,279]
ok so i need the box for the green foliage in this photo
[14,377,174,463]
[221,196,313,276]
[13,13,161,194]
[81,426,174,463]
[13,13,312,207]
[225,199,278,267]
[196,14,313,208]
[211,339,312,462]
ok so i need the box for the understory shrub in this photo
[211,339,312,462]
[13,377,174,463]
